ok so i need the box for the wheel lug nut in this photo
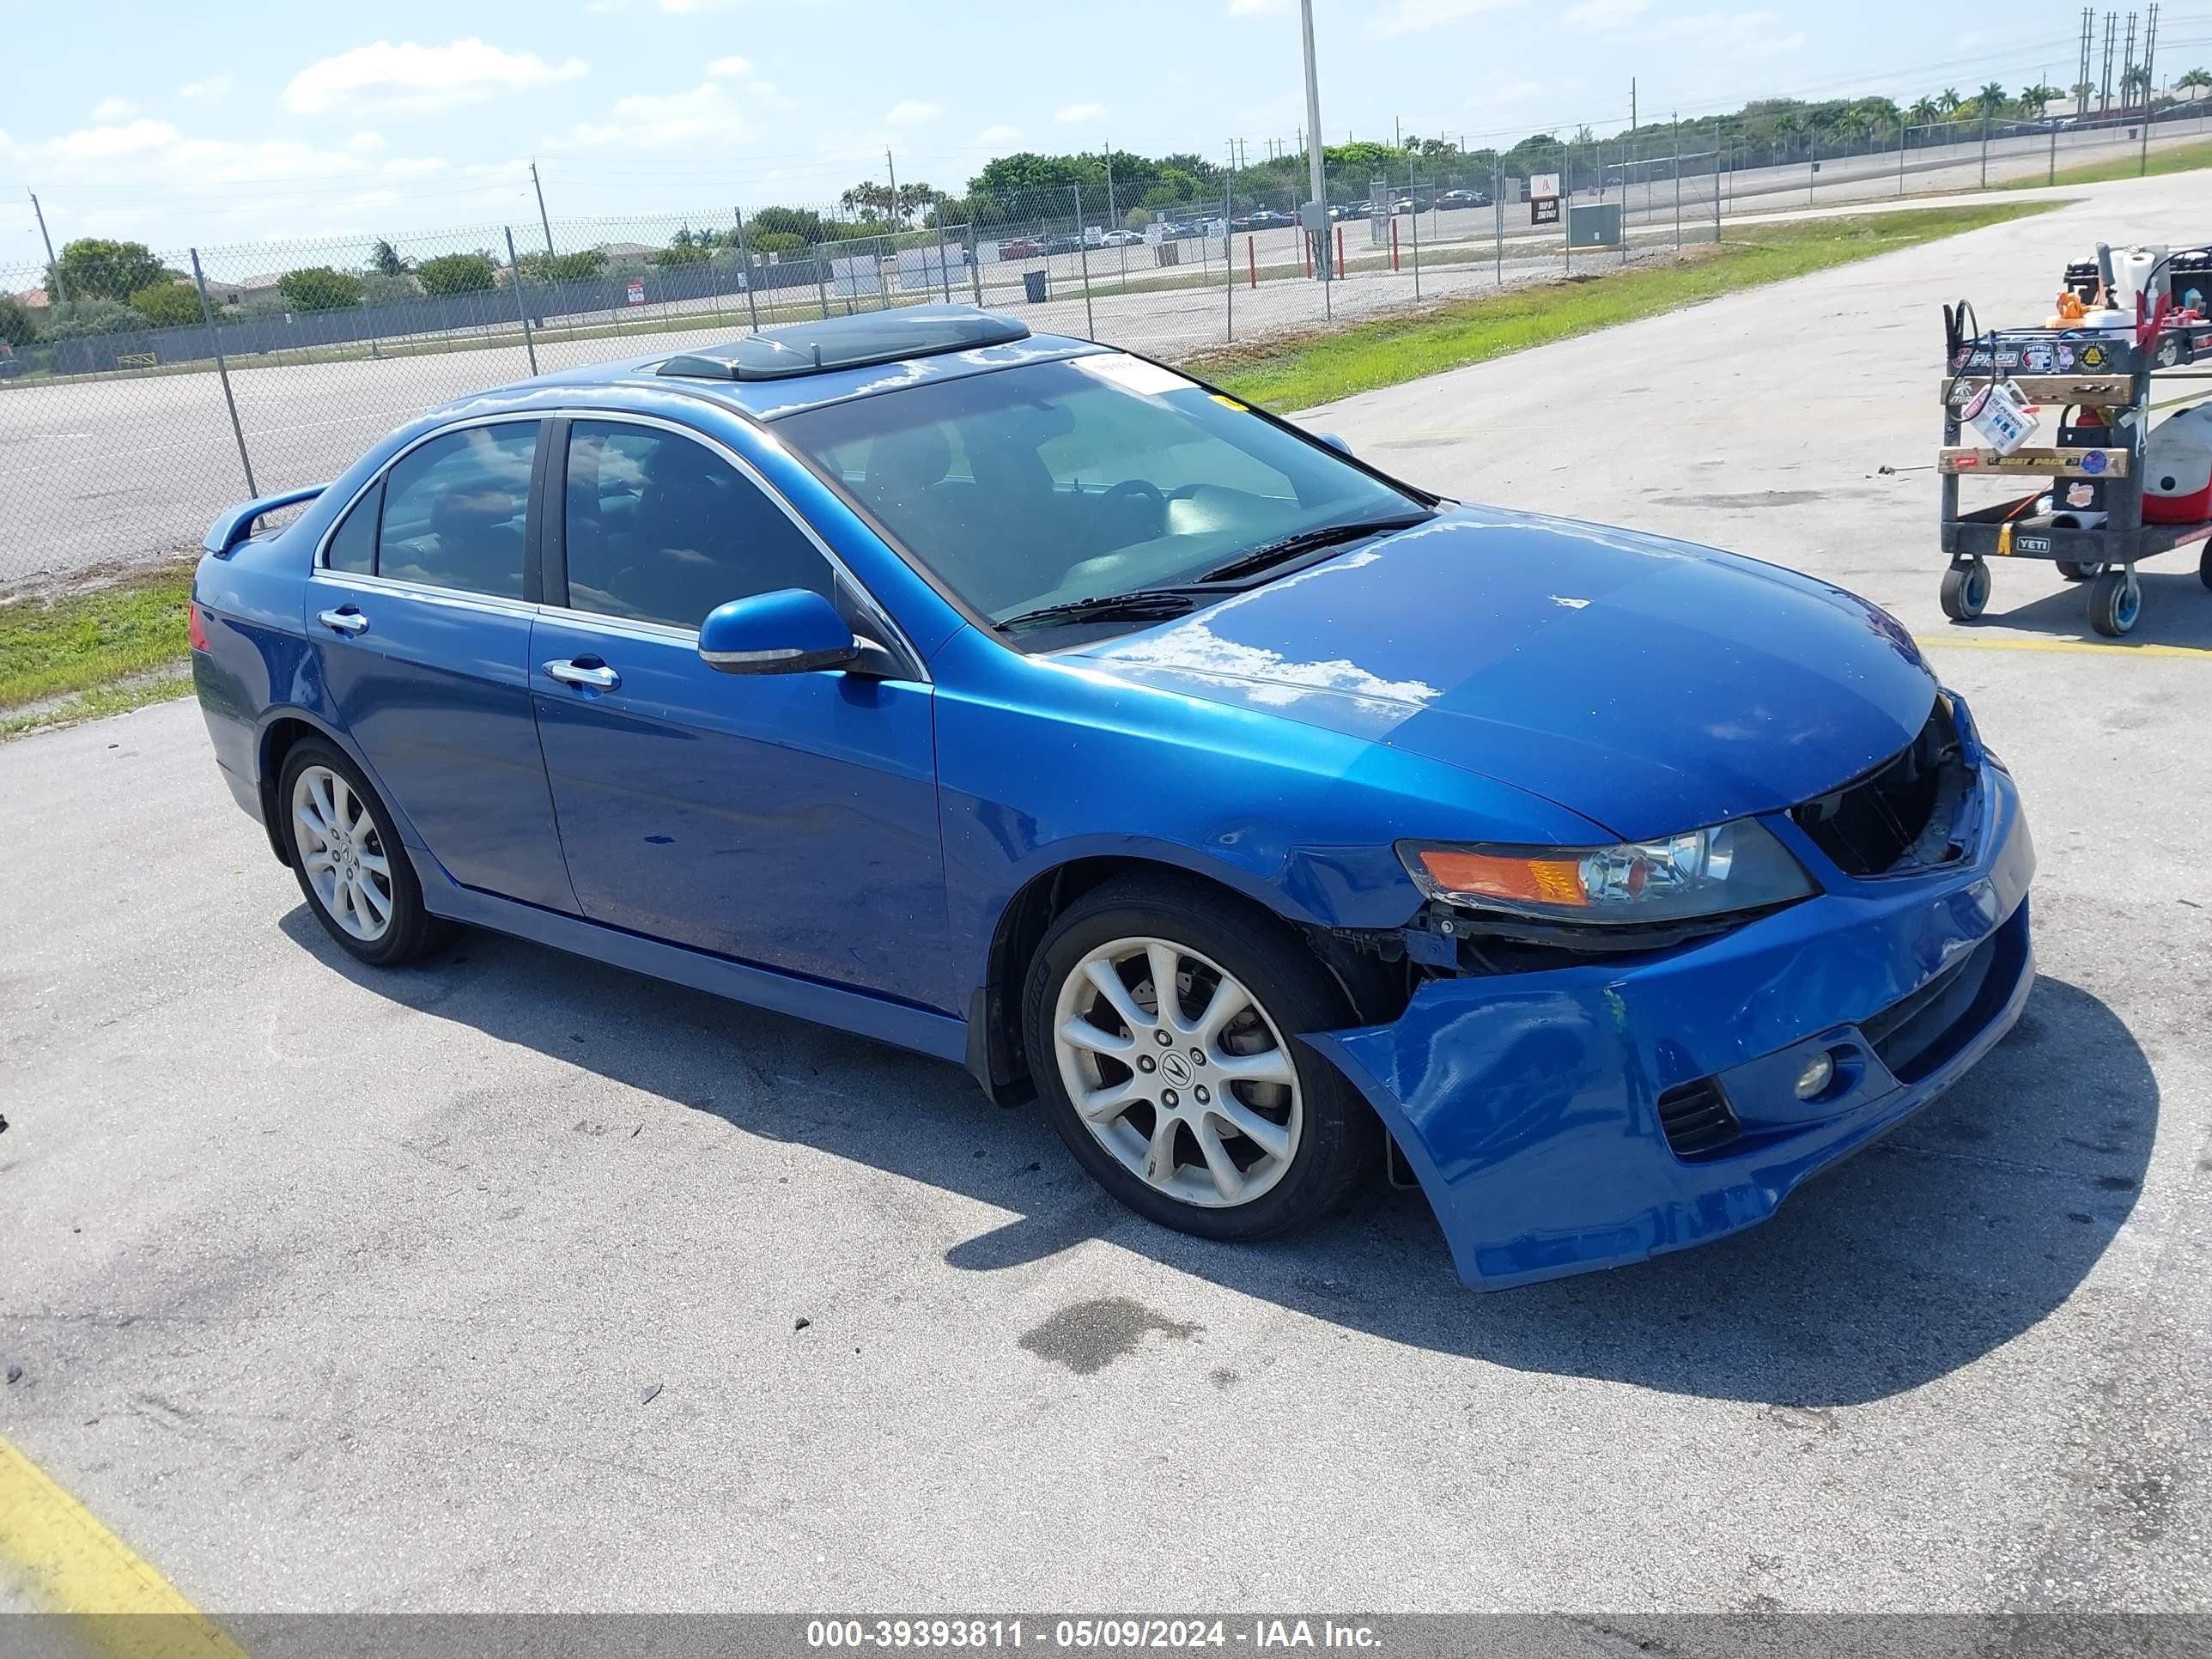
[1161,1089,1179,1109]
[1137,1056,1155,1073]
[1154,1030,1172,1048]
[1189,1048,1206,1067]
[1194,1085,1210,1103]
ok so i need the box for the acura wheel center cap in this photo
[1160,1052,1194,1088]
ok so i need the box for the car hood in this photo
[1067,507,1936,842]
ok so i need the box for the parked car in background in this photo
[997,236,1044,260]
[189,306,2036,1293]
[1099,229,1145,248]
[1437,189,1488,210]
[1042,233,1085,255]
[0,340,19,380]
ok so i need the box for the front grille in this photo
[1793,700,1971,877]
[1862,927,2011,1085]
[1656,1078,1741,1158]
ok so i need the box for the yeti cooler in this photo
[2144,404,2212,525]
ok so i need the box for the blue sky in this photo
[5,1,2207,262]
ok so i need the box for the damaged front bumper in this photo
[1304,759,2036,1291]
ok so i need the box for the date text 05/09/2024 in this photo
[805,1620,1383,1650]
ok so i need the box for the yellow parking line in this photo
[1914,632,2212,659]
[0,1431,247,1657]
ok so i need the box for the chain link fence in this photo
[3,106,2207,588]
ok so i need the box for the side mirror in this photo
[698,588,860,675]
[1314,431,1352,457]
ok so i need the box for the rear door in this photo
[528,415,948,1008]
[307,417,578,914]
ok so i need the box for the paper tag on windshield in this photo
[1073,353,1191,398]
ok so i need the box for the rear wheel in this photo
[1022,878,1377,1241]
[2087,567,2142,638]
[278,739,448,966]
[1939,560,1990,622]
[2200,544,2212,591]
[2056,559,2103,582]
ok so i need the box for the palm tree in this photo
[2179,67,2212,100]
[1936,87,1963,118]
[2020,83,2061,117]
[1909,96,1940,126]
[2071,80,2098,109]
[2120,64,2152,108]
[1977,82,2009,118]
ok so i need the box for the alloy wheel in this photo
[1051,934,1303,1208]
[291,763,394,943]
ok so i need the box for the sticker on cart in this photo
[2067,482,2095,507]
[2022,343,2056,372]
[2057,344,2076,369]
[2080,343,2108,368]
[2017,535,2051,553]
[2081,449,2110,474]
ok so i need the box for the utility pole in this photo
[2142,1,2160,170]
[1299,0,1331,277]
[2103,11,2118,113]
[529,161,556,259]
[1103,137,1116,236]
[1631,77,1637,136]
[2123,11,2139,107]
[885,147,899,227]
[27,190,63,302]
[2079,7,2096,117]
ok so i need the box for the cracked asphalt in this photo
[2,167,2209,1615]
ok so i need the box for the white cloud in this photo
[1373,0,1521,33]
[1054,101,1107,124]
[550,82,749,149]
[706,54,752,77]
[179,75,233,100]
[659,0,738,12]
[91,98,139,122]
[344,131,386,153]
[283,40,586,115]
[886,100,940,125]
[1229,0,1289,13]
[1562,0,1646,26]
[1643,9,1801,57]
[380,155,447,177]
[978,124,1021,143]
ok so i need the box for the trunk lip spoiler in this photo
[204,484,328,556]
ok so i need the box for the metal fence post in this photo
[733,207,761,332]
[967,223,984,306]
[1899,121,1909,195]
[1407,163,1421,299]
[815,245,831,321]
[1808,143,1817,207]
[1494,157,1504,286]
[1224,172,1234,343]
[1979,115,1990,186]
[503,228,540,377]
[1674,127,1682,253]
[1074,185,1096,341]
[189,248,257,499]
[1713,143,1722,240]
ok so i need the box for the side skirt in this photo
[425,879,971,1066]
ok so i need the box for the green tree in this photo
[750,231,807,254]
[127,281,204,328]
[649,228,714,267]
[1977,82,2008,117]
[514,248,608,283]
[368,239,412,277]
[1936,87,1963,117]
[2179,67,2212,99]
[48,239,168,304]
[361,271,419,304]
[39,298,152,339]
[840,179,895,222]
[2121,64,2151,105]
[277,266,368,312]
[0,294,37,348]
[1909,96,1940,125]
[2019,83,2061,116]
[414,252,498,296]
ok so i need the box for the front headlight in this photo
[1398,818,1816,926]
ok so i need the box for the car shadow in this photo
[280,908,2154,1409]
[1968,565,2212,648]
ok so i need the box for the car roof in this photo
[453,306,1109,423]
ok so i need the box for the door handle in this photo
[544,659,621,690]
[317,606,369,637]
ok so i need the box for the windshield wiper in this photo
[996,588,1205,633]
[1198,513,1431,584]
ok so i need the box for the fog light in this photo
[1794,1053,1836,1101]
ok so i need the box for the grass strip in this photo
[1195,202,2061,411]
[2000,135,2212,190]
[0,562,194,735]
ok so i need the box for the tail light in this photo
[187,601,211,653]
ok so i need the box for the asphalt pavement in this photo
[2,168,2209,1616]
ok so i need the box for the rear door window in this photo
[561,421,832,631]
[323,480,380,575]
[375,423,538,599]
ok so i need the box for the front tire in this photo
[2087,567,2141,637]
[1940,561,1990,622]
[1021,877,1378,1242]
[277,738,448,966]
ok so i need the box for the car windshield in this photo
[774,352,1425,626]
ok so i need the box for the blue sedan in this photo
[190,307,2035,1289]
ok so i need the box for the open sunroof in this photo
[657,307,1031,382]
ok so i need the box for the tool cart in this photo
[1937,245,2212,637]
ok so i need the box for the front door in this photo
[308,418,578,914]
[528,416,948,1010]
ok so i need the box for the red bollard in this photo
[1247,236,1258,289]
[1390,216,1401,271]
